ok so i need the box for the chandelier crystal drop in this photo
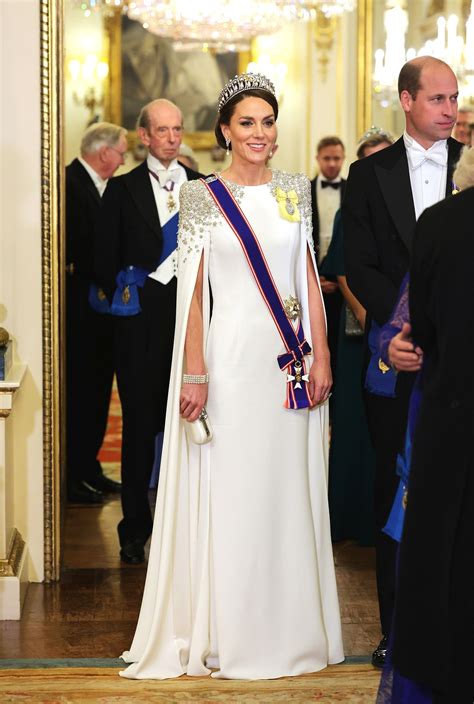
[126,0,295,52]
[280,0,356,20]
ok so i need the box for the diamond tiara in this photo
[358,125,393,144]
[217,73,276,113]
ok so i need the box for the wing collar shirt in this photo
[403,131,448,220]
[316,175,342,260]
[147,154,187,283]
[78,157,108,197]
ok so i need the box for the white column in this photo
[0,364,29,620]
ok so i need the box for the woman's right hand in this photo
[180,383,208,422]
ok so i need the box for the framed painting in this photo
[104,12,250,150]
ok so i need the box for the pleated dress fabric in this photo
[120,171,344,680]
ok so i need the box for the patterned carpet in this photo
[98,383,121,466]
[0,660,380,703]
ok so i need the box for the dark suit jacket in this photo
[66,158,102,281]
[95,159,201,299]
[392,187,474,693]
[342,136,462,327]
[310,175,346,264]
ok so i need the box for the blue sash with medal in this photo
[111,265,150,316]
[202,175,312,410]
[110,215,179,316]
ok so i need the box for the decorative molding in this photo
[313,10,337,82]
[357,0,373,139]
[103,8,122,126]
[0,529,26,578]
[40,0,63,583]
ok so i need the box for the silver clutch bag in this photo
[184,407,213,445]
[344,303,364,337]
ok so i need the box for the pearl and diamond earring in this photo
[225,138,231,157]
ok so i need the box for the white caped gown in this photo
[120,170,344,680]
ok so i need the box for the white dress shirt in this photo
[403,132,448,221]
[78,157,108,197]
[316,176,342,260]
[146,154,187,284]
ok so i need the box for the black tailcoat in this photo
[310,176,346,393]
[342,136,463,636]
[393,187,474,699]
[95,159,202,546]
[65,159,115,485]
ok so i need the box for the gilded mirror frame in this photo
[357,0,373,140]
[41,0,374,582]
[41,0,64,582]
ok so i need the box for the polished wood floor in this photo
[0,490,380,660]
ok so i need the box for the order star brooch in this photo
[275,187,300,223]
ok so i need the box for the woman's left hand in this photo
[308,356,332,407]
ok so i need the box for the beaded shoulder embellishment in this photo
[178,177,245,265]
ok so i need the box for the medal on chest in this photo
[163,180,177,213]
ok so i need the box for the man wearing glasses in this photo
[66,122,128,505]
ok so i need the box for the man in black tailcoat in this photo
[342,56,462,666]
[66,122,127,504]
[95,99,202,565]
[310,136,346,391]
[390,185,474,703]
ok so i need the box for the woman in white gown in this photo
[120,73,344,680]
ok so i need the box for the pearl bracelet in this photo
[182,373,209,384]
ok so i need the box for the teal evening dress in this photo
[320,210,375,546]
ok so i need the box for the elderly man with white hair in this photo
[66,121,128,505]
[95,99,202,565]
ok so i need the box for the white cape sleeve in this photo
[120,179,213,679]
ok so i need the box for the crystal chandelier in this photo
[72,0,355,52]
[282,0,355,20]
[374,0,474,109]
[126,0,295,52]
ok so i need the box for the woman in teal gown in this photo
[320,129,393,546]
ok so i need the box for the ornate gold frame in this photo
[357,0,373,139]
[39,2,373,582]
[103,10,250,151]
[41,0,64,582]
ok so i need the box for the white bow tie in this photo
[407,142,447,170]
[153,168,180,188]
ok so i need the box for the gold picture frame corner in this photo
[185,131,216,151]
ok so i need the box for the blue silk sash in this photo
[158,212,179,267]
[111,265,150,316]
[202,175,312,410]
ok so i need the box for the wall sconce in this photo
[67,54,109,124]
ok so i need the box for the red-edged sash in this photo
[202,175,312,410]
